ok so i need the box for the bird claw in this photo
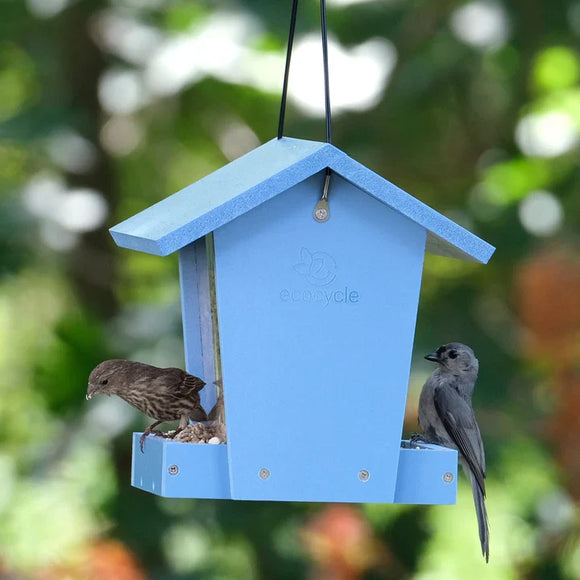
[408,433,428,446]
[139,429,166,453]
[139,433,147,453]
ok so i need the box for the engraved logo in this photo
[281,247,360,307]
[293,247,336,287]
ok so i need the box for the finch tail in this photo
[470,470,489,563]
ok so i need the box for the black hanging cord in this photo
[277,0,300,140]
[277,0,333,144]
[320,0,332,144]
[319,0,332,222]
[277,1,334,222]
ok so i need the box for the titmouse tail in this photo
[470,470,489,563]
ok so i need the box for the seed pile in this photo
[173,421,227,444]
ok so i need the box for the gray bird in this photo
[417,342,489,562]
[87,359,208,452]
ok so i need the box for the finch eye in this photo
[101,379,108,385]
[448,350,458,359]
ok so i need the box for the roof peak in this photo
[110,137,494,264]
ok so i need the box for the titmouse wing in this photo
[433,385,486,496]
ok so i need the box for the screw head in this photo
[259,468,270,480]
[358,469,370,482]
[443,472,454,483]
[168,464,179,476]
[314,207,328,222]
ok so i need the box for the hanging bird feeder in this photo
[111,0,494,503]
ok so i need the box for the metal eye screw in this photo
[313,171,331,222]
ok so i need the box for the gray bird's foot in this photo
[407,433,429,447]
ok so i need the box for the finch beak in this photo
[424,352,441,363]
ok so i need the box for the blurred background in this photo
[0,0,579,578]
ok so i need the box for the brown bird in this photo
[87,359,208,451]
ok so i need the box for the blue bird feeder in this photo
[110,137,494,503]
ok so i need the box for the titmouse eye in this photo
[448,350,458,359]
[101,378,109,385]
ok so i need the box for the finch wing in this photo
[433,385,486,496]
[181,373,208,421]
[159,369,205,396]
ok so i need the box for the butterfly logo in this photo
[293,247,337,286]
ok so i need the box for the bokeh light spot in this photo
[518,190,563,236]
[515,111,579,158]
[98,68,148,115]
[289,35,397,117]
[450,1,510,50]
[0,44,38,121]
[26,0,69,19]
[57,189,109,233]
[100,116,144,157]
[46,130,98,174]
[216,120,261,161]
[532,46,580,92]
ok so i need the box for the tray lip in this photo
[131,434,457,504]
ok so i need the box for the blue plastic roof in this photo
[110,137,495,263]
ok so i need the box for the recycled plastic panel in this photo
[131,434,230,498]
[178,239,218,413]
[110,137,494,504]
[130,435,457,503]
[394,443,458,504]
[110,137,495,264]
[213,172,427,502]
[178,242,204,379]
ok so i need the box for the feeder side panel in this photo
[214,171,426,502]
[178,239,218,414]
[394,444,458,505]
[131,435,231,499]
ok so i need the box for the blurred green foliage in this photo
[0,1,578,579]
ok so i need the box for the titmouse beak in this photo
[424,352,441,363]
[86,383,96,400]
